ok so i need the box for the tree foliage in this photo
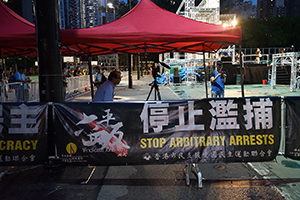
[241,16,300,50]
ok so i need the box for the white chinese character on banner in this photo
[267,150,272,157]
[178,152,185,159]
[209,100,239,130]
[5,155,11,162]
[243,98,273,130]
[259,150,266,157]
[211,151,217,159]
[30,154,36,162]
[228,151,234,157]
[12,155,19,162]
[243,99,254,130]
[21,155,27,162]
[218,151,225,158]
[143,153,151,161]
[140,102,169,133]
[9,104,38,134]
[162,153,169,160]
[194,151,201,159]
[202,151,208,158]
[175,101,204,131]
[243,151,250,157]
[155,153,160,160]
[99,109,115,125]
[235,150,242,158]
[76,110,130,157]
[171,152,177,159]
[251,150,258,157]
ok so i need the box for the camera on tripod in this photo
[151,63,161,79]
[146,61,171,101]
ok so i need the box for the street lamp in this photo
[107,2,118,70]
[107,2,115,21]
[105,0,108,23]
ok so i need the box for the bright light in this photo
[107,3,114,9]
[232,19,237,27]
[222,23,228,28]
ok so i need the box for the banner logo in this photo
[66,142,77,154]
[75,109,130,157]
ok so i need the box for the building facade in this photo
[285,0,300,18]
[256,0,300,19]
[257,0,275,19]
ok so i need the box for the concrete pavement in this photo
[69,73,300,199]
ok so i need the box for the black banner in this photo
[0,103,48,166]
[54,97,281,165]
[285,97,300,160]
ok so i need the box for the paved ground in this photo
[69,73,300,199]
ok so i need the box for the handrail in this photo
[241,54,270,66]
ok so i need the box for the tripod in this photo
[146,76,161,101]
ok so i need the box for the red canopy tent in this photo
[60,0,242,56]
[0,0,241,57]
[0,0,243,98]
[0,1,36,57]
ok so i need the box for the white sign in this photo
[63,56,74,63]
[91,61,98,66]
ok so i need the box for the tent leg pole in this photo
[203,50,208,98]
[239,43,245,97]
[88,55,94,99]
[137,53,140,80]
[128,54,132,88]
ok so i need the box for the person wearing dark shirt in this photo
[73,66,82,76]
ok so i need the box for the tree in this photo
[240,17,300,49]
[151,0,180,13]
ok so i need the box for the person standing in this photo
[0,69,8,100]
[92,71,121,102]
[65,66,72,77]
[62,67,68,101]
[6,67,13,79]
[73,66,82,76]
[93,66,106,89]
[255,48,261,64]
[14,66,31,102]
[210,61,226,98]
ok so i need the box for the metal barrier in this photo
[66,75,95,99]
[242,54,270,66]
[0,75,94,102]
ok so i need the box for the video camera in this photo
[151,61,171,79]
[151,63,161,79]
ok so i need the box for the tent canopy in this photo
[0,0,241,57]
[0,1,36,57]
[61,0,241,56]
